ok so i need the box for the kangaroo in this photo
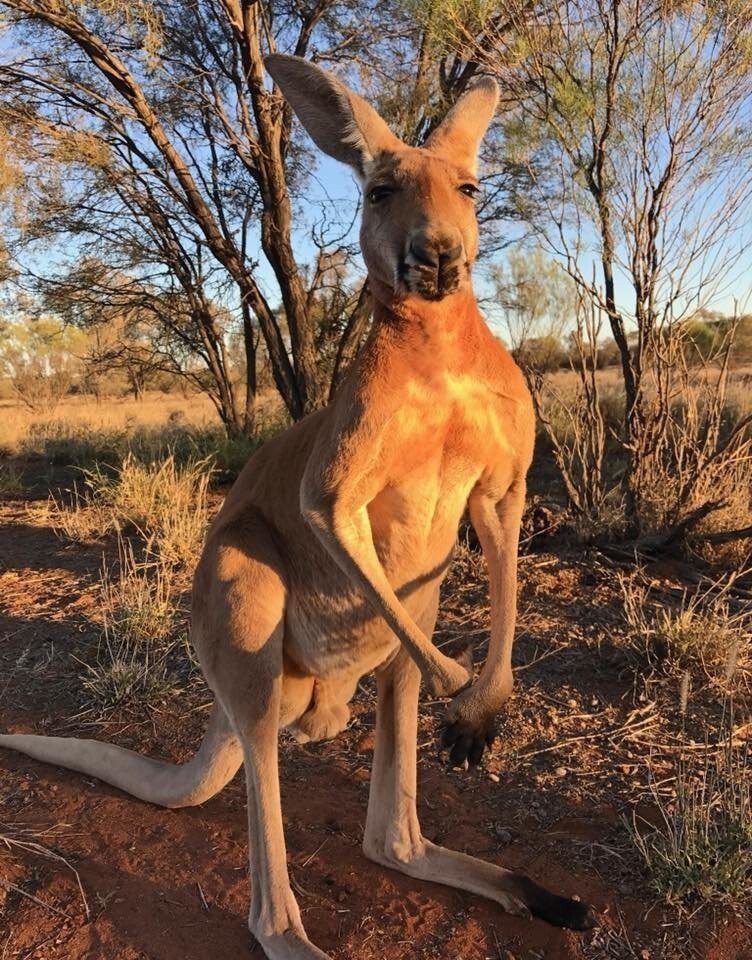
[0,54,596,959]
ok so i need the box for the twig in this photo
[515,704,659,761]
[300,837,327,869]
[196,880,209,911]
[0,878,71,919]
[0,832,90,919]
[691,524,752,545]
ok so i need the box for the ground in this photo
[0,471,750,960]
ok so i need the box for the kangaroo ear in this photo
[265,54,403,175]
[425,77,499,174]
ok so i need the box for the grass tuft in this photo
[619,575,750,684]
[83,454,210,567]
[628,733,751,909]
[77,539,179,710]
[46,453,210,567]
[0,463,24,496]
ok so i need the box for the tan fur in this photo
[0,56,595,958]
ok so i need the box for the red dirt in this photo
[1,488,750,960]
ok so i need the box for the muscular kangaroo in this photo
[0,55,596,959]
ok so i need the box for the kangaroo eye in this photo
[367,185,394,205]
[459,183,479,199]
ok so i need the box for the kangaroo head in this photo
[265,55,498,306]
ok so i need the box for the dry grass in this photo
[0,825,90,920]
[76,538,182,710]
[85,454,211,567]
[0,390,217,456]
[627,728,751,910]
[44,480,113,542]
[0,462,24,496]
[619,574,750,687]
[44,453,211,568]
[539,365,752,544]
[0,389,286,485]
[42,453,211,710]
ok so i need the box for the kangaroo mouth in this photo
[398,259,467,301]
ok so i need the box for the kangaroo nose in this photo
[409,237,440,268]
[439,243,463,266]
[408,236,463,269]
[404,228,465,299]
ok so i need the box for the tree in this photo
[452,0,752,536]
[0,0,519,427]
[0,314,86,412]
[491,248,574,374]
[0,0,369,420]
[0,1,542,428]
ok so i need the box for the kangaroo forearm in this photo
[479,572,517,692]
[467,486,522,706]
[304,507,467,693]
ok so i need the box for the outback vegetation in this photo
[0,2,750,960]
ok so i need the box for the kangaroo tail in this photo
[0,702,242,809]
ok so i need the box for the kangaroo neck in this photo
[371,286,481,357]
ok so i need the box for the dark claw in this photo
[512,874,598,930]
[449,733,473,766]
[441,718,496,767]
[468,736,485,766]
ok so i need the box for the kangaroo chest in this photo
[367,371,510,571]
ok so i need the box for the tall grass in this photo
[0,463,24,496]
[619,574,750,686]
[45,455,211,711]
[84,454,211,567]
[18,419,265,481]
[46,453,211,568]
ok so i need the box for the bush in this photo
[514,335,567,373]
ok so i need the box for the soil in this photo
[1,475,750,960]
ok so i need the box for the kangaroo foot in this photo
[293,700,350,743]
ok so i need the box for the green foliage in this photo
[406,0,498,56]
[682,320,720,362]
[0,316,87,413]
[492,249,576,371]
[515,334,566,373]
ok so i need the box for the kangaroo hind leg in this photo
[205,527,333,960]
[362,616,596,931]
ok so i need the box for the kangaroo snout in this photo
[404,228,466,300]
